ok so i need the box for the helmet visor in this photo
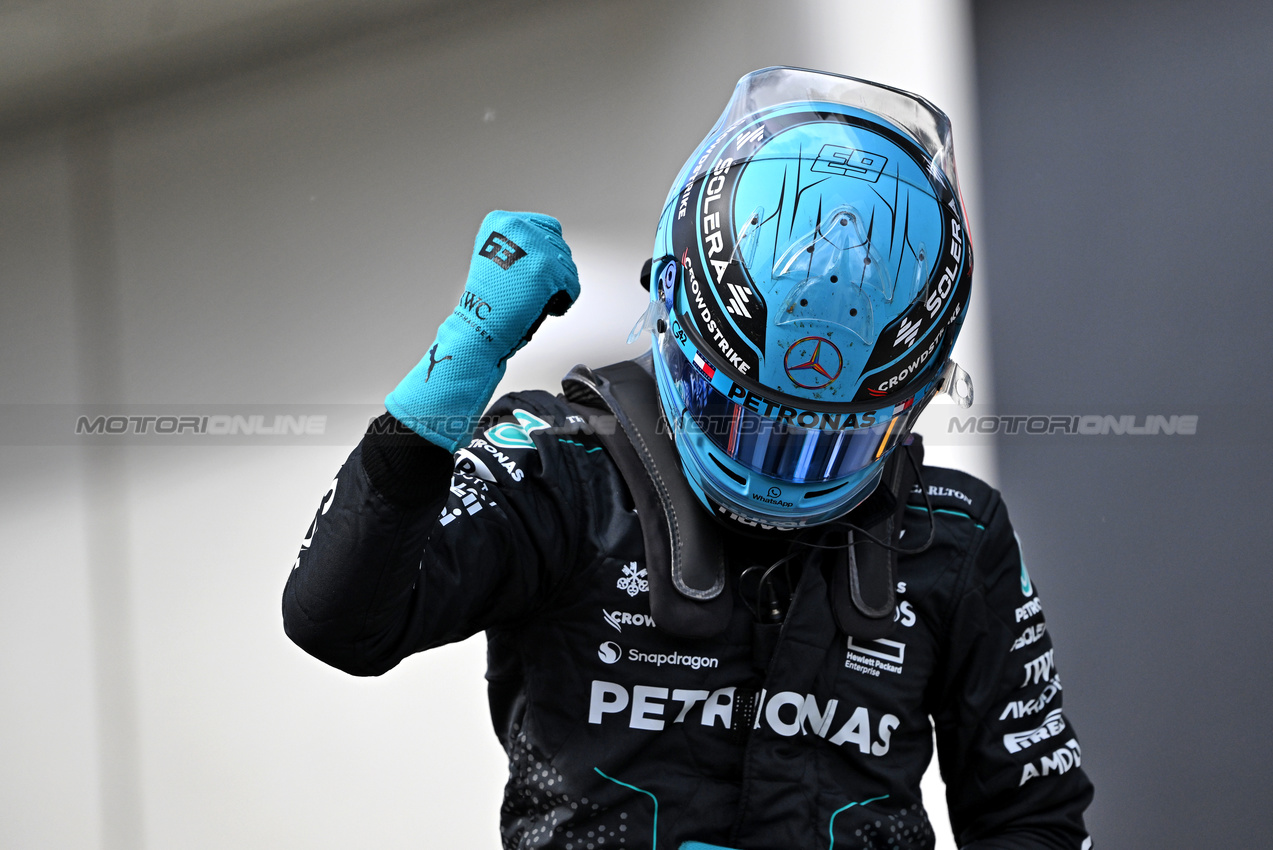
[709,66,962,203]
[659,332,914,484]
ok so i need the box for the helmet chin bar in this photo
[697,449,886,530]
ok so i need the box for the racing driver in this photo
[283,67,1094,849]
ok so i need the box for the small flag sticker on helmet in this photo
[893,397,914,415]
[692,352,716,378]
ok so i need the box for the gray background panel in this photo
[974,0,1273,846]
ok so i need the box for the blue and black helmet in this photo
[643,67,975,529]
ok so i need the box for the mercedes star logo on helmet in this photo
[784,336,844,389]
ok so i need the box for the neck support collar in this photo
[562,353,917,640]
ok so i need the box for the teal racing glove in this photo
[385,211,580,451]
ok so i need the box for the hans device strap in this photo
[828,440,921,640]
[562,356,910,640]
[562,357,732,639]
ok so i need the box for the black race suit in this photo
[283,389,1094,850]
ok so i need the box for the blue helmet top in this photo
[645,67,974,529]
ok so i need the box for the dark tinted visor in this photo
[661,336,912,484]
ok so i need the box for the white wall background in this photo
[0,1,991,847]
